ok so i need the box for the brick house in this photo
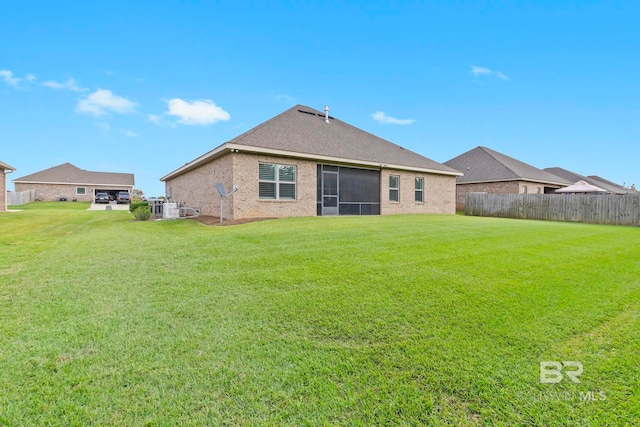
[1,160,16,212]
[160,105,462,220]
[444,146,570,210]
[13,163,134,202]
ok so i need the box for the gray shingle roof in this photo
[544,167,629,195]
[0,161,16,171]
[162,105,460,180]
[444,146,570,185]
[12,163,134,186]
[586,175,635,194]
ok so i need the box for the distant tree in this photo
[131,188,145,200]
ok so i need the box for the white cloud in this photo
[371,111,415,125]
[0,70,34,87]
[43,77,87,92]
[471,65,509,80]
[77,89,137,116]
[124,130,138,138]
[165,98,230,125]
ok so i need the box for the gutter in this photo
[161,143,464,181]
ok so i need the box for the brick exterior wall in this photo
[1,172,6,211]
[165,153,458,219]
[14,183,132,202]
[455,181,562,211]
[380,168,457,215]
[165,153,317,220]
[164,155,234,219]
[231,154,317,220]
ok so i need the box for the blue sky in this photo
[2,1,639,196]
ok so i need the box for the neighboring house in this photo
[160,104,462,220]
[543,167,630,195]
[586,175,637,195]
[13,163,134,202]
[1,161,16,212]
[444,146,570,210]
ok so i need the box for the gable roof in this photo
[544,167,629,195]
[0,161,16,172]
[13,163,134,186]
[162,105,461,181]
[586,175,637,194]
[444,146,570,186]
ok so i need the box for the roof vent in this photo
[324,106,330,123]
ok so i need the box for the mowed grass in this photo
[1,203,639,426]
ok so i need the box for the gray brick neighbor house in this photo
[1,160,16,212]
[161,105,462,220]
[13,163,134,202]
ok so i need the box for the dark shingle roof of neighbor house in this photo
[0,161,16,171]
[161,105,461,180]
[12,163,134,186]
[543,167,628,195]
[444,146,571,185]
[586,175,637,194]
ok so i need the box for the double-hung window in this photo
[259,163,296,200]
[415,178,423,202]
[389,175,399,202]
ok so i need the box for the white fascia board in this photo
[226,144,464,177]
[160,143,229,181]
[160,142,464,181]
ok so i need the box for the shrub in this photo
[133,206,151,221]
[129,201,149,213]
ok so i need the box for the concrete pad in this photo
[87,202,131,211]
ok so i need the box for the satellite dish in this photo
[216,183,227,198]
[215,183,239,224]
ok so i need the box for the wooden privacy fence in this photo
[7,190,36,206]
[465,193,640,226]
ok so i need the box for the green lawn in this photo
[1,203,639,426]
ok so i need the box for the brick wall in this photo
[231,154,317,220]
[455,181,558,210]
[165,155,233,219]
[165,153,458,219]
[380,168,457,215]
[164,153,317,220]
[14,183,132,202]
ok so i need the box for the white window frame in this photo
[76,187,86,195]
[415,177,424,203]
[389,175,400,202]
[259,163,297,200]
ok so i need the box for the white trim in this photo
[160,142,463,181]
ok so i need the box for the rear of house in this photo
[161,105,461,220]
